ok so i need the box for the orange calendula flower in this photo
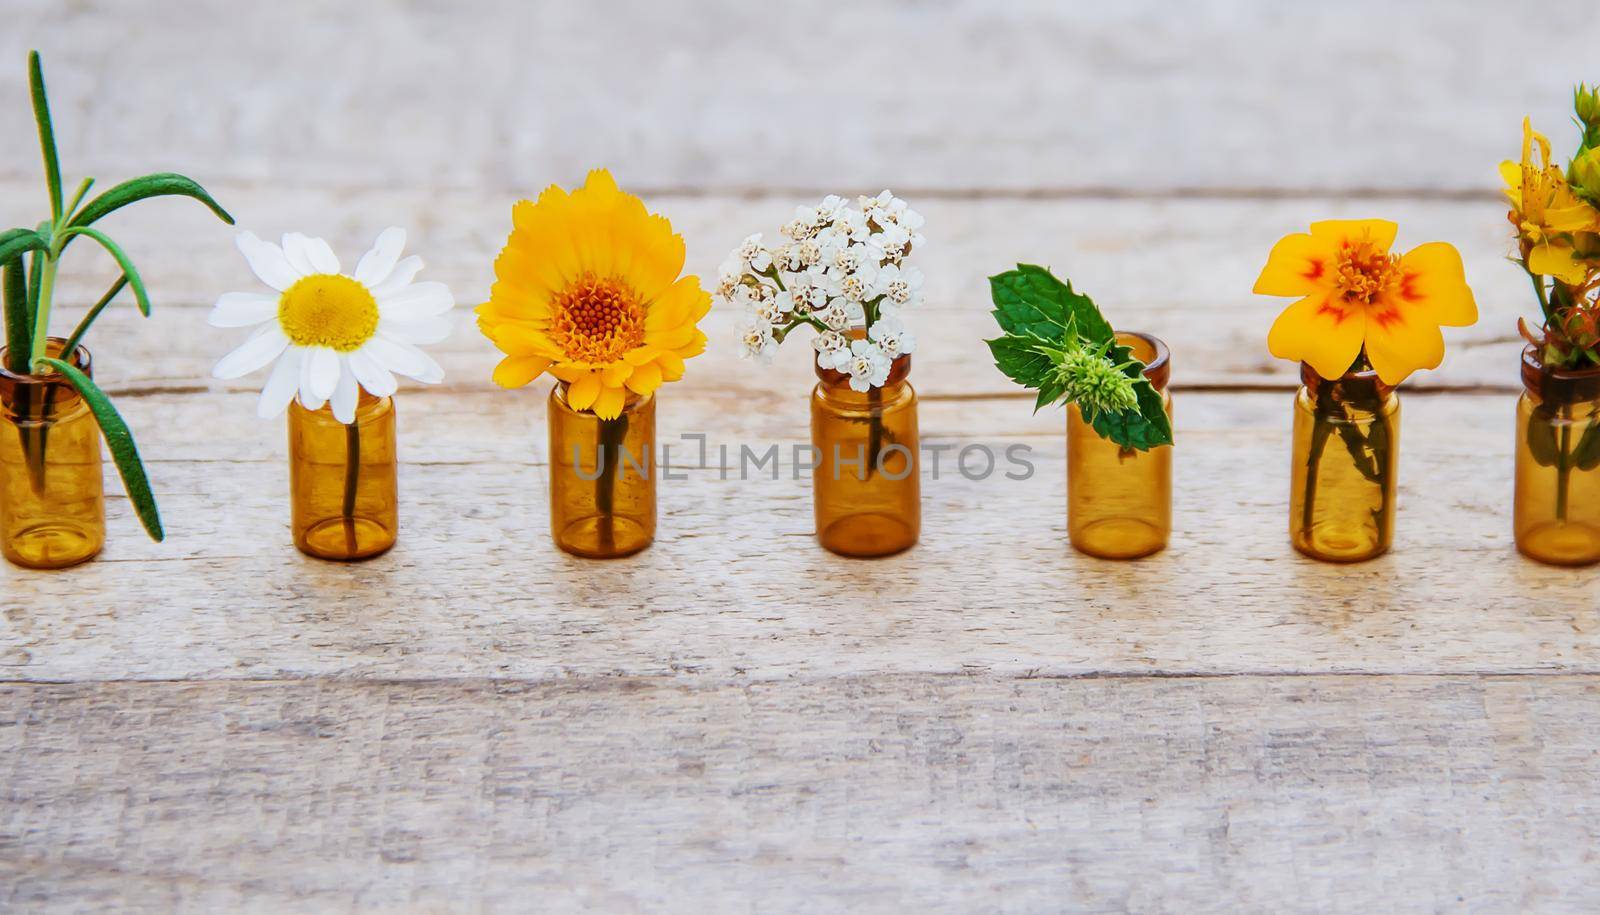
[1499,117,1600,285]
[477,169,710,419]
[1254,219,1477,385]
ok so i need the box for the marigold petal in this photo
[592,384,626,420]
[492,354,550,388]
[1365,305,1445,385]
[1267,293,1365,381]
[1398,242,1478,327]
[657,352,686,381]
[625,361,662,395]
[1254,232,1334,297]
[1309,219,1398,253]
[1528,242,1590,285]
[601,361,633,387]
[567,372,601,410]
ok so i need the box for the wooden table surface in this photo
[4,2,1600,911]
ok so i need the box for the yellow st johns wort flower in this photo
[477,169,710,419]
[1499,118,1600,285]
[1254,219,1477,385]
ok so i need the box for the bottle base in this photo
[3,522,102,569]
[296,516,396,561]
[818,512,917,558]
[1292,526,1388,563]
[1517,521,1600,567]
[555,514,653,559]
[1069,518,1167,560]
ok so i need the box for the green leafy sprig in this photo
[1,51,234,541]
[985,264,1173,452]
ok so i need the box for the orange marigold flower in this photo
[1254,219,1477,385]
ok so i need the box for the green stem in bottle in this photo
[1301,380,1335,535]
[596,412,629,552]
[1556,403,1573,523]
[342,419,361,554]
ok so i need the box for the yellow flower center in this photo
[550,273,646,363]
[1332,240,1401,307]
[277,274,379,352]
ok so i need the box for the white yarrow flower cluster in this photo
[718,191,923,391]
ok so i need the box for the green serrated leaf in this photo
[2,258,29,373]
[35,356,163,542]
[28,51,63,221]
[68,173,234,236]
[54,226,150,315]
[989,264,1114,344]
[1086,341,1172,451]
[986,333,1056,390]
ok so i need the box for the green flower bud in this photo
[1571,147,1600,204]
[1054,346,1139,418]
[1577,84,1600,129]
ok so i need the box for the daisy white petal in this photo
[307,347,341,401]
[236,231,303,291]
[348,348,398,397]
[301,236,340,275]
[368,335,444,383]
[371,255,423,297]
[256,348,303,419]
[298,354,327,411]
[213,325,289,379]
[330,363,360,424]
[379,315,453,344]
[376,281,454,321]
[354,227,406,287]
[209,291,278,328]
[280,233,317,276]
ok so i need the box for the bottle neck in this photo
[1117,331,1169,394]
[0,338,91,418]
[1522,345,1600,407]
[1301,362,1395,412]
[815,353,913,404]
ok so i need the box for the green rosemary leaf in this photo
[2,257,29,373]
[59,274,129,361]
[989,264,1114,345]
[68,173,234,237]
[27,52,63,221]
[35,356,163,542]
[54,226,150,315]
[0,227,48,266]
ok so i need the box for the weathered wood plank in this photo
[3,675,1598,912]
[2,392,1594,683]
[0,0,1589,194]
[0,185,1536,395]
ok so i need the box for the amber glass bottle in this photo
[1289,361,1398,562]
[811,355,919,557]
[1067,332,1172,559]
[287,392,398,560]
[548,383,656,558]
[1514,346,1600,565]
[0,341,104,569]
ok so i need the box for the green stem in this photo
[1301,383,1335,535]
[1556,403,1573,523]
[59,275,127,363]
[29,253,58,369]
[342,420,361,554]
[1529,269,1555,328]
[596,413,629,552]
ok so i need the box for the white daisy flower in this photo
[875,263,924,308]
[210,228,453,424]
[812,329,847,367]
[736,234,772,273]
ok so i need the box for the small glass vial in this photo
[1514,345,1600,565]
[1290,361,1399,562]
[1067,332,1172,559]
[548,383,656,558]
[287,392,398,560]
[0,340,105,568]
[811,354,919,557]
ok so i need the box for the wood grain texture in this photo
[2,391,1596,685]
[0,0,1591,195]
[4,3,1600,909]
[4,675,1600,913]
